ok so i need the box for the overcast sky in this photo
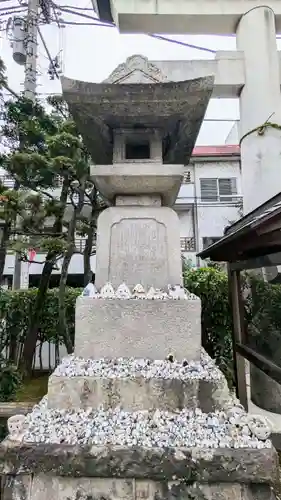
[1,0,281,145]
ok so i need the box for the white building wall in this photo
[177,211,193,237]
[194,159,242,252]
[225,122,239,145]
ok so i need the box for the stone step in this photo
[75,297,201,361]
[0,442,277,500]
[47,373,231,412]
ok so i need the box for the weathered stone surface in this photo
[29,476,134,500]
[198,378,230,413]
[61,76,214,166]
[47,375,199,411]
[90,164,185,207]
[47,374,231,412]
[168,482,244,500]
[94,206,183,290]
[0,476,279,500]
[75,298,201,361]
[1,474,32,500]
[0,442,278,484]
[115,196,162,207]
[167,482,278,500]
[246,484,277,500]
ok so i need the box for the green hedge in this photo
[184,268,235,386]
[0,287,81,348]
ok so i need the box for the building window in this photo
[202,237,221,249]
[183,171,191,183]
[200,177,237,202]
[125,139,150,160]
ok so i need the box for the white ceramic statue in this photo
[168,284,187,299]
[7,414,27,441]
[133,284,146,299]
[146,286,157,299]
[100,282,116,299]
[115,283,132,299]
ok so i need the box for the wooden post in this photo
[228,265,248,411]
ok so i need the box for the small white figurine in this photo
[146,286,157,299]
[168,284,187,300]
[7,414,26,441]
[133,284,146,299]
[100,282,116,299]
[155,288,168,300]
[115,283,132,299]
[245,415,271,441]
[82,274,99,298]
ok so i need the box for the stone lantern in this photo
[61,76,213,290]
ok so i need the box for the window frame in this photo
[200,177,238,203]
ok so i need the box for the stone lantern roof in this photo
[61,75,214,165]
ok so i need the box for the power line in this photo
[149,34,216,54]
[58,20,113,26]
[53,4,94,10]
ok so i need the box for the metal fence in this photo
[180,237,195,252]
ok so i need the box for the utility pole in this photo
[12,0,39,290]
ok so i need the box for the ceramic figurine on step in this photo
[81,273,99,298]
[133,284,146,299]
[155,288,168,300]
[168,284,187,299]
[146,286,157,299]
[116,283,132,299]
[7,414,27,442]
[100,282,116,299]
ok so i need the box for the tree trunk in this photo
[83,225,95,286]
[58,185,85,353]
[20,182,69,377]
[0,222,11,284]
[58,248,74,354]
[83,196,98,286]
[20,255,55,377]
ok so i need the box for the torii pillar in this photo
[236,6,281,214]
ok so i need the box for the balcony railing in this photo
[180,237,195,252]
[0,175,64,189]
[74,237,96,253]
[7,235,97,254]
[0,175,15,188]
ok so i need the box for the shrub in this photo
[0,287,81,351]
[184,267,235,386]
[0,356,21,402]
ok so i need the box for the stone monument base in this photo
[0,443,278,500]
[75,297,201,361]
[47,372,231,412]
[47,349,232,413]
